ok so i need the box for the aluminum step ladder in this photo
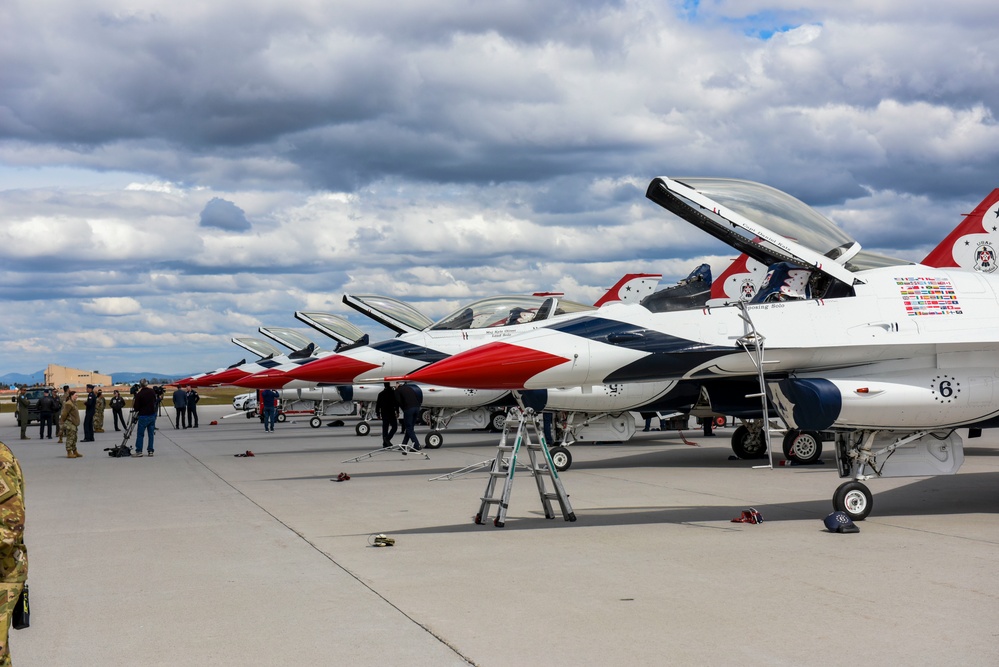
[475,407,576,528]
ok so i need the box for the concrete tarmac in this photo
[3,406,997,666]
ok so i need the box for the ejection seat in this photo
[750,262,812,303]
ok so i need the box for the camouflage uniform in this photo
[0,441,27,667]
[57,389,71,443]
[14,395,28,441]
[93,391,106,433]
[60,401,81,457]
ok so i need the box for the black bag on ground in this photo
[105,445,131,458]
[12,584,29,630]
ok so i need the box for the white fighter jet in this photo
[403,177,999,520]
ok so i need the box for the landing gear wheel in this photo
[424,430,444,449]
[309,416,322,429]
[355,421,371,437]
[731,424,767,459]
[782,430,822,464]
[550,446,572,472]
[276,412,287,423]
[489,411,506,433]
[715,416,726,428]
[833,481,873,521]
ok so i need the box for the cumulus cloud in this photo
[199,197,251,231]
[1,0,998,373]
[82,297,143,316]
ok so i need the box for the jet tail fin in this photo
[593,273,662,306]
[921,189,999,269]
[708,253,767,303]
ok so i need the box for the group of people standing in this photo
[12,381,189,459]
[375,382,424,450]
[170,386,200,429]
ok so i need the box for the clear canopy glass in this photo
[430,296,594,331]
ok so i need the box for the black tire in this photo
[488,411,506,433]
[550,446,572,472]
[309,416,322,429]
[276,412,287,423]
[731,424,767,459]
[355,421,370,437]
[833,481,873,520]
[782,430,823,464]
[424,430,444,449]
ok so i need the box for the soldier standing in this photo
[57,386,70,444]
[0,438,27,667]
[50,390,62,441]
[93,389,106,433]
[82,385,96,442]
[60,392,82,458]
[14,390,29,441]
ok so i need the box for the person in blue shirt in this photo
[261,388,281,432]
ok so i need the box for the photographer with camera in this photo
[131,379,158,457]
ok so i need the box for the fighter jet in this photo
[176,337,286,387]
[404,177,999,520]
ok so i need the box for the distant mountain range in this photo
[1,370,189,386]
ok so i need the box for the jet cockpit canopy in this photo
[342,294,435,335]
[429,295,594,331]
[231,337,284,359]
[647,177,881,288]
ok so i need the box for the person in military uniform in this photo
[93,389,106,433]
[14,390,29,441]
[82,385,96,442]
[59,392,82,458]
[57,386,70,444]
[0,438,28,666]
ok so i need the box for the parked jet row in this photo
[402,177,999,520]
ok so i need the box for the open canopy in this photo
[429,295,593,331]
[342,294,435,335]
[230,337,284,359]
[258,327,319,354]
[294,311,367,346]
[646,177,906,287]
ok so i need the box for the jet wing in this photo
[647,177,861,288]
[294,311,366,346]
[231,337,284,359]
[258,327,320,353]
[342,294,435,334]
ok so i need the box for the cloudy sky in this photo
[2,0,998,376]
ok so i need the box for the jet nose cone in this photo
[200,368,246,386]
[403,342,569,389]
[232,369,288,389]
[287,354,380,383]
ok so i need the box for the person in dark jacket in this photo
[132,379,158,457]
[171,386,187,429]
[82,384,96,441]
[375,383,399,447]
[37,389,56,439]
[396,383,423,450]
[185,387,199,428]
[110,390,127,431]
